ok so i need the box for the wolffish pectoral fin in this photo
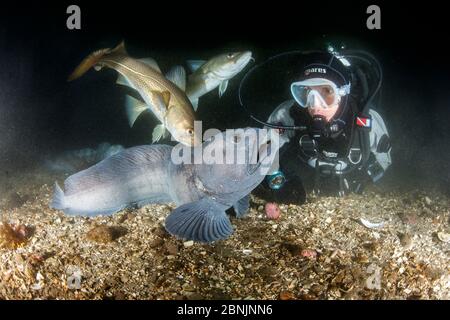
[125,95,148,127]
[152,124,167,143]
[218,80,229,98]
[165,198,233,243]
[233,194,250,218]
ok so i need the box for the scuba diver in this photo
[241,48,392,204]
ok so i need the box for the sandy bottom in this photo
[0,168,449,300]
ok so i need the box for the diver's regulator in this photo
[266,171,286,190]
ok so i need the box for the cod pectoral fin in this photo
[186,60,206,73]
[125,95,148,127]
[150,90,171,112]
[165,198,233,243]
[218,80,229,98]
[116,74,136,90]
[165,65,186,91]
[190,98,199,111]
[138,57,162,73]
[152,124,167,143]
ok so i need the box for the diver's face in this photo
[307,87,340,122]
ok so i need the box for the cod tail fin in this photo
[67,41,127,82]
[68,48,111,81]
[50,182,65,210]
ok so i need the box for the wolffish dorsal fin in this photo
[138,58,162,73]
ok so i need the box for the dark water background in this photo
[0,1,448,193]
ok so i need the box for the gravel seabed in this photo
[0,169,448,300]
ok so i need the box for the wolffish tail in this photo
[50,182,65,210]
[67,41,127,81]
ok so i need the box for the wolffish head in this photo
[207,51,253,81]
[195,128,281,196]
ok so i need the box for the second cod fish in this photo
[68,42,200,146]
[184,51,253,110]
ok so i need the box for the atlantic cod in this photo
[50,128,280,243]
[68,42,200,146]
[184,51,253,111]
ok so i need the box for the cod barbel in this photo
[68,42,200,146]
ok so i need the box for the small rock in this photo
[86,225,127,244]
[149,237,164,248]
[153,226,169,238]
[283,243,302,256]
[437,232,450,243]
[242,249,253,255]
[279,291,295,300]
[398,212,418,226]
[365,264,382,290]
[398,233,413,248]
[424,196,432,206]
[165,243,179,255]
[183,240,194,248]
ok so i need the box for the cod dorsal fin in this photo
[165,66,186,91]
[138,58,162,73]
[111,41,128,55]
[186,60,206,73]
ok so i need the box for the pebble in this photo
[165,243,179,256]
[183,240,194,248]
[437,232,450,243]
[86,225,127,244]
[398,233,413,248]
[279,291,295,300]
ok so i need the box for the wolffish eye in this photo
[232,134,241,144]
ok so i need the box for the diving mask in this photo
[291,78,351,109]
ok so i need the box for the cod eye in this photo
[187,128,194,135]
